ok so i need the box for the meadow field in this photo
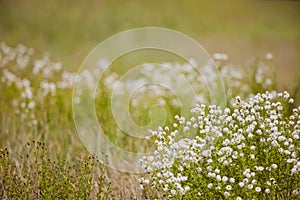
[0,1,300,199]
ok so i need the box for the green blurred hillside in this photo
[0,0,299,84]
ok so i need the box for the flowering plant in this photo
[140,91,300,199]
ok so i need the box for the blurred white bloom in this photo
[255,187,261,192]
[271,164,277,169]
[293,188,300,196]
[213,53,228,61]
[265,52,273,60]
[222,176,228,183]
[33,55,49,74]
[247,184,253,189]
[226,185,232,190]
[224,191,230,197]
[28,101,35,109]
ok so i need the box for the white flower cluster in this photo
[0,43,74,126]
[215,53,275,103]
[96,60,217,110]
[94,55,275,130]
[0,43,35,112]
[140,91,300,199]
[0,42,33,69]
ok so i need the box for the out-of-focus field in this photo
[0,0,299,86]
[1,1,300,199]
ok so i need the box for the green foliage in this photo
[0,141,112,199]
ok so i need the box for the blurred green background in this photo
[0,0,299,85]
